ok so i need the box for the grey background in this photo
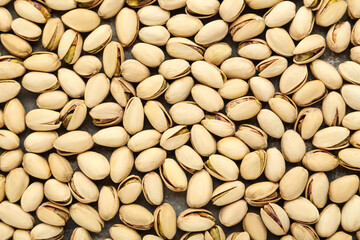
[0,0,359,239]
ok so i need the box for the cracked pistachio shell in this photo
[205,154,239,181]
[159,59,190,80]
[166,37,205,61]
[160,158,187,192]
[58,68,85,98]
[294,107,323,140]
[121,59,150,83]
[218,79,248,100]
[73,55,102,78]
[70,203,104,233]
[260,203,290,236]
[154,203,177,239]
[0,56,26,80]
[217,137,250,160]
[310,59,342,90]
[284,197,319,224]
[316,0,347,27]
[144,101,172,133]
[302,149,338,172]
[98,0,124,19]
[23,153,51,179]
[175,145,203,174]
[338,148,360,171]
[36,202,69,227]
[83,25,112,54]
[226,232,250,240]
[1,33,32,58]
[265,147,285,182]
[24,131,57,153]
[343,111,360,130]
[264,1,296,28]
[256,56,288,78]
[42,18,65,51]
[195,20,228,46]
[98,186,119,221]
[0,149,23,172]
[204,42,232,66]
[328,231,352,240]
[280,167,308,201]
[14,0,50,24]
[132,43,165,68]
[348,0,360,19]
[290,223,319,240]
[219,0,244,22]
[192,61,226,88]
[0,201,34,229]
[128,130,161,152]
[329,175,359,203]
[0,222,14,240]
[110,77,135,107]
[205,225,226,240]
[59,99,87,131]
[44,179,72,206]
[77,152,110,180]
[257,109,284,139]
[93,126,129,148]
[70,227,92,240]
[229,13,265,42]
[3,98,25,134]
[25,109,61,131]
[5,168,29,202]
[126,0,155,8]
[187,170,213,208]
[135,148,166,173]
[119,204,154,231]
[245,181,281,207]
[240,150,266,180]
[0,80,21,103]
[110,147,133,183]
[136,75,168,100]
[0,7,11,32]
[201,112,235,137]
[292,80,327,107]
[11,18,42,41]
[167,14,202,37]
[170,101,204,125]
[341,195,360,232]
[303,0,323,10]
[115,7,138,46]
[235,124,268,150]
[165,76,194,104]
[281,130,306,163]
[226,96,262,121]
[109,224,141,240]
[279,64,307,94]
[327,21,351,53]
[238,39,272,61]
[54,131,94,156]
[0,130,20,150]
[84,73,110,108]
[177,209,215,232]
[57,29,83,64]
[185,0,219,18]
[192,84,224,112]
[48,153,73,183]
[212,181,245,206]
[37,91,68,110]
[221,57,255,80]
[142,172,163,205]
[341,84,360,110]
[69,172,99,203]
[89,102,123,127]
[191,124,217,157]
[123,97,144,135]
[242,213,267,240]
[305,172,329,209]
[293,34,326,64]
[103,43,124,79]
[117,175,142,204]
[138,5,170,26]
[139,26,170,47]
[61,9,100,32]
[266,28,295,57]
[22,72,59,93]
[339,61,360,85]
[289,6,314,41]
[249,76,275,102]
[312,126,350,150]
[322,91,346,126]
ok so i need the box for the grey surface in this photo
[0,0,358,239]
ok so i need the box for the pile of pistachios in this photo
[1,0,360,239]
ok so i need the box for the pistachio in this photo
[191,124,217,157]
[177,208,215,232]
[109,147,134,183]
[240,150,266,180]
[70,203,104,233]
[279,63,308,95]
[137,75,168,100]
[302,149,339,172]
[83,24,112,54]
[0,80,21,103]
[59,99,87,131]
[312,126,350,150]
[303,0,323,10]
[339,61,360,85]
[192,84,224,112]
[192,61,226,88]
[257,109,284,139]
[166,37,205,61]
[338,148,360,171]
[1,33,32,58]
[348,0,360,19]
[256,56,288,78]
[121,59,150,83]
[264,1,296,28]
[195,20,228,46]
[280,167,308,201]
[123,97,144,135]
[322,91,346,127]
[97,0,124,19]
[341,195,360,232]
[242,213,267,240]
[44,179,72,206]
[48,153,73,183]
[119,204,154,230]
[61,9,100,32]
[217,137,249,161]
[24,131,58,153]
[36,202,70,227]
[37,91,68,110]
[206,154,239,181]
[68,171,99,203]
[89,102,123,127]
[205,225,226,240]
[305,172,329,209]
[144,101,172,133]
[22,153,51,180]
[329,175,359,203]
[70,227,92,240]
[226,232,250,240]
[266,28,295,57]
[284,197,319,224]
[5,167,29,203]
[170,101,204,125]
[294,107,323,140]
[0,201,34,229]
[0,7,11,32]
[14,0,50,24]
[0,149,24,172]
[165,76,194,104]
[289,6,314,41]
[290,223,319,240]
[93,126,129,148]
[139,26,170,46]
[341,84,360,110]
[0,223,14,240]
[103,42,124,79]
[351,46,360,64]
[219,0,244,22]
[281,130,306,163]
[235,124,268,150]
[154,203,177,239]
[293,34,326,64]
[132,43,165,68]
[117,175,142,204]
[167,14,203,37]
[265,148,286,182]
[260,203,290,236]
[58,68,86,98]
[327,231,352,240]
[73,55,102,78]
[315,0,348,27]
[292,80,327,107]
[142,172,163,205]
[181,232,205,240]
[185,0,220,18]
[204,42,232,66]
[77,151,110,180]
[42,18,65,51]
[11,18,42,41]
[53,131,94,156]
[238,39,272,61]
[175,145,204,174]
[327,21,351,53]
[0,56,26,80]
[109,224,141,240]
[98,186,119,221]
[229,13,265,42]
[3,98,26,134]
[187,169,213,208]
[84,73,110,108]
[245,0,282,9]
[352,19,360,46]
[0,130,20,150]
[245,181,281,207]
[226,96,262,121]
[315,204,341,238]
[221,57,255,80]
[212,181,245,206]
[57,29,83,64]
[200,112,234,137]
[135,148,166,173]
[160,158,188,192]
[138,5,170,26]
